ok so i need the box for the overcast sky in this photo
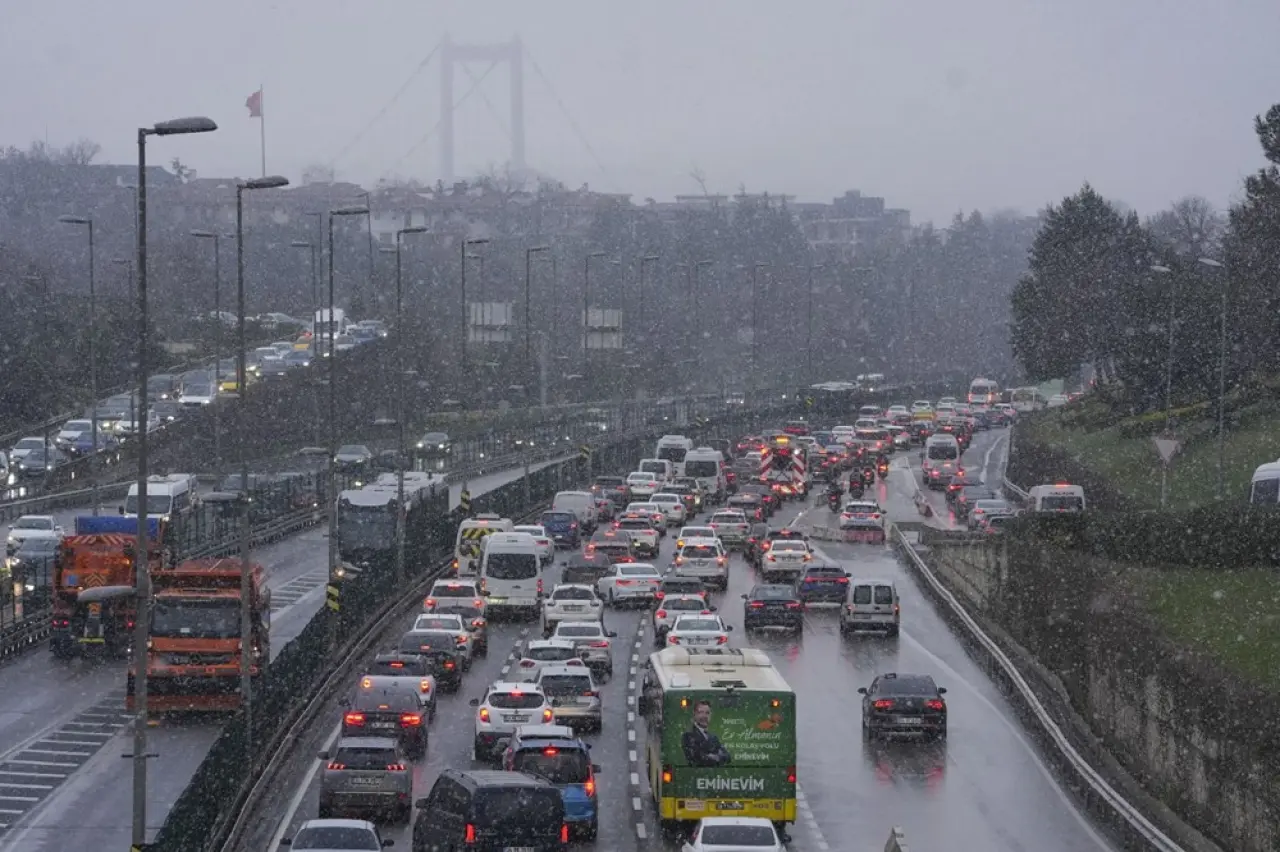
[3,1,1277,223]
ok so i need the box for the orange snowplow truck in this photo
[126,558,271,714]
[50,516,165,659]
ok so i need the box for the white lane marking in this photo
[635,822,647,839]
[626,711,635,724]
[267,721,341,851]
[627,729,635,742]
[628,620,648,840]
[897,628,1113,849]
[631,796,642,811]
[979,432,1008,483]
[630,771,640,786]
[499,665,510,676]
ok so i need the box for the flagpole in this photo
[258,85,266,178]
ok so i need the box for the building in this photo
[796,190,911,259]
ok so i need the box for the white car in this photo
[624,502,667,534]
[284,818,392,851]
[761,539,811,583]
[6,515,64,555]
[596,562,662,606]
[513,638,589,682]
[513,524,554,565]
[652,593,715,646]
[681,817,784,852]
[411,613,474,668]
[649,493,687,526]
[886,405,909,417]
[613,514,660,556]
[9,437,49,462]
[666,613,732,648]
[424,579,486,616]
[626,472,660,498]
[469,682,554,761]
[911,401,933,413]
[707,510,749,549]
[550,620,617,679]
[672,538,729,589]
[335,444,373,465]
[675,526,718,549]
[541,584,604,633]
[838,501,884,531]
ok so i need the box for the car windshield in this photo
[510,748,591,784]
[681,545,718,558]
[369,658,428,676]
[13,517,51,530]
[541,512,575,524]
[337,445,367,455]
[711,514,744,524]
[557,624,603,638]
[618,520,651,530]
[291,826,379,850]
[552,587,595,600]
[352,691,417,712]
[150,600,239,639]
[398,631,455,653]
[752,586,794,600]
[474,788,563,830]
[488,691,546,709]
[486,552,538,579]
[675,618,721,632]
[701,825,777,846]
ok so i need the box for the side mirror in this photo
[856,687,868,695]
[317,750,329,760]
[607,630,618,638]
[938,687,947,695]
[725,625,734,631]
[843,571,851,578]
[740,594,748,600]
[592,763,603,772]
[468,698,480,707]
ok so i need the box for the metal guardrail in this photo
[884,826,910,852]
[1002,476,1030,504]
[0,481,134,525]
[892,525,1187,852]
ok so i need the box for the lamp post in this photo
[1149,263,1174,507]
[383,227,429,586]
[637,254,660,346]
[460,238,491,381]
[326,206,371,581]
[303,211,324,328]
[583,252,606,381]
[293,237,322,444]
[129,113,217,852]
[359,192,377,313]
[1198,257,1228,500]
[525,245,550,365]
[235,175,289,754]
[56,214,100,515]
[805,263,824,384]
[750,262,771,398]
[191,229,232,478]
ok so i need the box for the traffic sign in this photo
[459,490,472,515]
[695,416,708,427]
[579,445,593,460]
[325,583,340,612]
[1153,437,1181,464]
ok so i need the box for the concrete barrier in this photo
[884,826,909,852]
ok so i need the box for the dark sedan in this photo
[954,486,999,521]
[797,561,850,604]
[341,687,427,758]
[742,584,804,633]
[945,474,983,505]
[396,629,463,692]
[859,672,948,740]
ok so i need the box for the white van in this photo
[479,532,543,618]
[454,514,513,577]
[124,474,196,520]
[551,491,598,532]
[1028,483,1086,513]
[638,459,674,483]
[921,435,961,490]
[683,447,726,501]
[1249,460,1280,504]
[655,435,694,477]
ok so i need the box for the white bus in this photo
[968,378,1000,406]
[1010,386,1045,413]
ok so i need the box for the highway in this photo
[249,425,1119,852]
[0,460,553,850]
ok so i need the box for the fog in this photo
[3,0,1277,220]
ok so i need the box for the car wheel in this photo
[582,817,599,840]
[861,720,873,741]
[608,589,617,607]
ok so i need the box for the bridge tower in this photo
[439,35,526,181]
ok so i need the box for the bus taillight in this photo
[661,764,673,784]
[787,765,797,784]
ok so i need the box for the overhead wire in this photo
[522,45,615,190]
[384,61,499,178]
[328,44,441,168]
[460,62,512,141]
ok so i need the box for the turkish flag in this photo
[245,89,263,118]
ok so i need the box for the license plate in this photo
[371,721,395,728]
[563,605,584,611]
[351,777,382,786]
[503,847,536,852]
[683,799,706,811]
[895,716,923,725]
[503,714,530,723]
[716,800,746,811]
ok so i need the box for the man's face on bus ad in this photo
[693,701,712,729]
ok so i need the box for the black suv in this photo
[858,672,948,741]
[742,584,804,632]
[397,629,463,692]
[412,769,568,851]
[341,687,428,758]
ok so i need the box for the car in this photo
[427,599,489,656]
[625,472,661,499]
[584,529,638,564]
[675,525,718,549]
[760,539,811,584]
[797,561,851,604]
[8,437,50,462]
[513,638,590,682]
[742,584,804,632]
[513,524,555,565]
[612,513,660,556]
[541,584,605,634]
[595,562,662,607]
[954,485,999,521]
[500,725,601,840]
[837,500,885,542]
[858,672,948,740]
[335,444,373,466]
[415,431,451,455]
[682,817,785,851]
[363,653,438,719]
[6,515,63,555]
[410,769,567,851]
[469,682,554,761]
[533,664,603,732]
[945,473,984,505]
[423,579,486,618]
[590,475,631,507]
[624,501,667,535]
[539,509,582,549]
[978,512,1014,534]
[316,738,413,823]
[280,817,394,850]
[550,620,617,679]
[340,687,427,758]
[411,612,475,669]
[967,498,1014,530]
[649,492,688,526]
[665,613,732,648]
[561,551,613,586]
[743,523,770,570]
[739,483,779,515]
[726,494,765,523]
[840,578,900,637]
[708,509,750,550]
[656,573,709,603]
[652,593,716,645]
[395,629,463,692]
[667,480,704,514]
[672,537,729,589]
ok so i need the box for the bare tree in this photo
[300,163,337,185]
[59,138,101,165]
[1145,195,1224,256]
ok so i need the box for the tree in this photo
[300,163,336,185]
[1146,196,1224,257]
[170,157,197,183]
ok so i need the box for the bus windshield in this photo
[684,460,719,478]
[658,446,689,463]
[926,443,959,461]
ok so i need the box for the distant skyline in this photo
[3,1,1278,223]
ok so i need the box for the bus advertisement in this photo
[640,647,797,829]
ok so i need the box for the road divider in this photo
[884,826,910,851]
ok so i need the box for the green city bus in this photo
[638,646,797,831]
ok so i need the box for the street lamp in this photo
[525,245,550,364]
[385,226,429,586]
[293,233,322,444]
[56,214,100,516]
[191,229,234,478]
[234,175,289,753]
[460,238,490,380]
[1198,257,1228,500]
[327,206,371,581]
[130,113,217,852]
[805,263,825,384]
[1149,263,1174,507]
[750,262,771,396]
[636,254,660,344]
[583,252,606,379]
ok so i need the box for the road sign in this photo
[459,490,472,515]
[578,445,592,460]
[1153,437,1181,464]
[325,583,340,612]
[694,416,708,427]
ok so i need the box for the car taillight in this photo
[456,635,468,645]
[767,555,776,562]
[787,765,797,784]
[926,699,945,711]
[674,556,684,566]
[662,764,673,784]
[747,537,756,544]
[873,699,895,710]
[583,690,598,698]
[327,762,345,770]
[560,824,570,844]
[536,578,543,594]
[803,554,812,561]
[785,601,802,610]
[716,556,727,565]
[542,708,554,721]
[836,576,849,583]
[569,522,578,529]
[419,679,432,693]
[655,590,666,599]
[668,635,680,645]
[344,712,365,726]
[656,610,667,619]
[424,598,436,608]
[584,777,596,797]
[400,713,422,726]
[585,545,595,554]
[387,762,407,771]
[479,707,490,722]
[589,640,609,647]
[716,636,728,645]
[749,601,765,609]
[473,599,483,608]
[465,823,476,843]
[444,660,455,670]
